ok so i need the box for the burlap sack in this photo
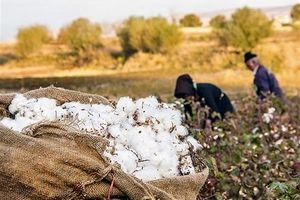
[0,87,209,199]
[0,122,208,200]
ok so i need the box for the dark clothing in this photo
[195,83,234,119]
[244,52,257,62]
[254,65,283,99]
[174,74,234,120]
[174,74,195,98]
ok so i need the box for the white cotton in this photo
[268,107,276,114]
[174,142,190,155]
[112,149,138,174]
[262,113,273,123]
[0,117,19,131]
[8,94,27,114]
[281,125,288,132]
[116,97,136,113]
[174,125,189,136]
[179,156,196,175]
[36,97,57,111]
[186,136,202,151]
[1,94,202,181]
[157,151,179,176]
[1,117,37,132]
[252,127,259,134]
[133,165,161,181]
[136,96,159,109]
[108,125,123,138]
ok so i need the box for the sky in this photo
[1,0,300,41]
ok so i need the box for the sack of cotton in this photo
[0,86,208,200]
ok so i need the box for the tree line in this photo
[15,5,300,66]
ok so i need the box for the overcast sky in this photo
[1,0,300,41]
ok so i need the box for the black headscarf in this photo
[244,51,257,62]
[174,74,196,98]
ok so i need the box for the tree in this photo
[118,16,182,56]
[179,14,202,27]
[219,7,272,50]
[16,25,51,57]
[58,18,102,53]
[58,18,102,65]
[291,4,300,22]
[209,15,226,29]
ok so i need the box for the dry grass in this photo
[0,30,299,99]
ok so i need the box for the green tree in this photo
[179,14,202,27]
[209,15,226,29]
[58,18,102,65]
[58,18,102,53]
[219,7,272,50]
[291,4,300,22]
[16,25,51,57]
[118,16,182,56]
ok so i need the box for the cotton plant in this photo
[262,107,276,124]
[0,94,202,181]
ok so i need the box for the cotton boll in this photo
[136,96,159,109]
[262,113,273,123]
[156,110,182,131]
[128,127,157,151]
[155,131,172,142]
[116,97,136,113]
[52,107,68,120]
[63,102,86,116]
[36,97,57,111]
[149,152,163,167]
[158,142,176,161]
[77,110,90,121]
[268,107,276,114]
[186,136,202,151]
[173,125,188,136]
[108,125,123,138]
[135,140,158,160]
[14,117,38,132]
[135,97,159,122]
[0,117,19,131]
[112,149,138,174]
[179,156,196,175]
[157,152,177,173]
[133,165,161,181]
[91,104,113,113]
[167,110,182,125]
[162,166,180,178]
[15,109,34,119]
[173,142,190,155]
[158,155,179,178]
[93,121,110,132]
[8,94,27,114]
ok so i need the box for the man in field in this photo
[174,74,234,126]
[244,52,284,99]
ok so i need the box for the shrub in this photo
[218,7,272,51]
[16,25,51,57]
[291,4,300,22]
[58,18,102,65]
[209,15,226,29]
[118,16,182,56]
[179,14,202,27]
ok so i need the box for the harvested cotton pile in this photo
[0,94,202,181]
